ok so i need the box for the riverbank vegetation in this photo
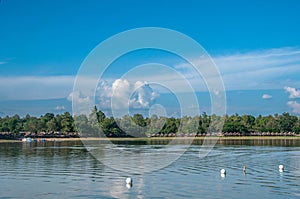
[0,106,300,139]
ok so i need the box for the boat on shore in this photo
[21,137,45,142]
[22,137,33,142]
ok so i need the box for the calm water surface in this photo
[0,139,299,199]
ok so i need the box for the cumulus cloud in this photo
[96,80,113,108]
[262,94,272,99]
[70,79,159,110]
[111,79,159,109]
[130,81,159,109]
[284,86,300,98]
[68,90,91,103]
[287,101,300,114]
[2,47,299,102]
[55,106,65,111]
[109,79,132,109]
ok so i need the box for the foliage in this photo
[0,109,300,137]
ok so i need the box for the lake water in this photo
[0,139,299,199]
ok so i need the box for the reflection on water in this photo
[0,139,299,199]
[109,138,300,147]
[216,138,300,147]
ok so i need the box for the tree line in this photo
[0,107,300,138]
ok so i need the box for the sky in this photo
[1,0,300,117]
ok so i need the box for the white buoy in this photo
[126,177,132,185]
[220,169,226,175]
[279,165,284,172]
[126,183,132,189]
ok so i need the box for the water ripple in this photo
[0,141,299,199]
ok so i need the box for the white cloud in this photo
[287,101,300,114]
[214,47,300,73]
[67,90,91,103]
[63,47,300,115]
[63,77,160,114]
[262,94,272,99]
[55,106,65,111]
[73,79,160,110]
[0,61,7,65]
[174,47,300,91]
[111,79,159,109]
[284,86,300,98]
[0,75,74,100]
[147,47,300,112]
[130,81,159,109]
[1,47,300,102]
[111,79,132,109]
[96,80,113,108]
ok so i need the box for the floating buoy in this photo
[243,165,246,174]
[126,177,132,185]
[126,183,132,189]
[279,165,284,172]
[220,169,226,175]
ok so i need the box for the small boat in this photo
[21,138,34,142]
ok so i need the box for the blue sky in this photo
[1,0,300,117]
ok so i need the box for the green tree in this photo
[161,117,178,135]
[132,114,146,127]
[254,115,266,132]
[241,114,255,131]
[88,106,100,130]
[145,114,165,136]
[265,115,280,132]
[222,114,248,134]
[102,117,123,137]
[119,115,146,137]
[179,116,198,134]
[292,118,300,133]
[40,113,55,132]
[74,114,93,136]
[0,116,11,132]
[60,112,74,133]
[97,109,106,124]
[200,112,211,133]
[8,114,22,133]
[279,112,297,132]
[23,117,41,134]
[46,118,59,132]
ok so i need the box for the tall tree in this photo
[60,112,74,133]
[279,112,297,132]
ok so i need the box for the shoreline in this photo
[1,136,299,143]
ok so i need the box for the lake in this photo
[0,139,299,199]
